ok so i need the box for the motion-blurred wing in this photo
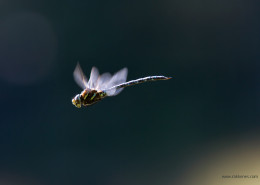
[88,66,100,89]
[73,63,88,89]
[96,72,112,90]
[105,67,128,96]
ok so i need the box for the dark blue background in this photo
[0,0,259,184]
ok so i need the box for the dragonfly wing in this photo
[109,67,128,88]
[96,72,112,90]
[105,67,128,96]
[106,87,124,96]
[73,63,88,89]
[88,66,99,89]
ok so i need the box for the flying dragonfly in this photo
[72,63,172,108]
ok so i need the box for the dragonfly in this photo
[72,63,172,108]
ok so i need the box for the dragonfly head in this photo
[72,94,82,108]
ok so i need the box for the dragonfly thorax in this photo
[72,89,107,108]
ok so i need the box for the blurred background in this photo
[0,0,259,185]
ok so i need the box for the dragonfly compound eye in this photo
[72,94,81,108]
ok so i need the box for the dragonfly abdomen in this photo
[109,76,171,90]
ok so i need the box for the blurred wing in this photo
[106,86,125,96]
[88,66,99,89]
[96,72,112,90]
[73,63,88,89]
[105,67,128,96]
